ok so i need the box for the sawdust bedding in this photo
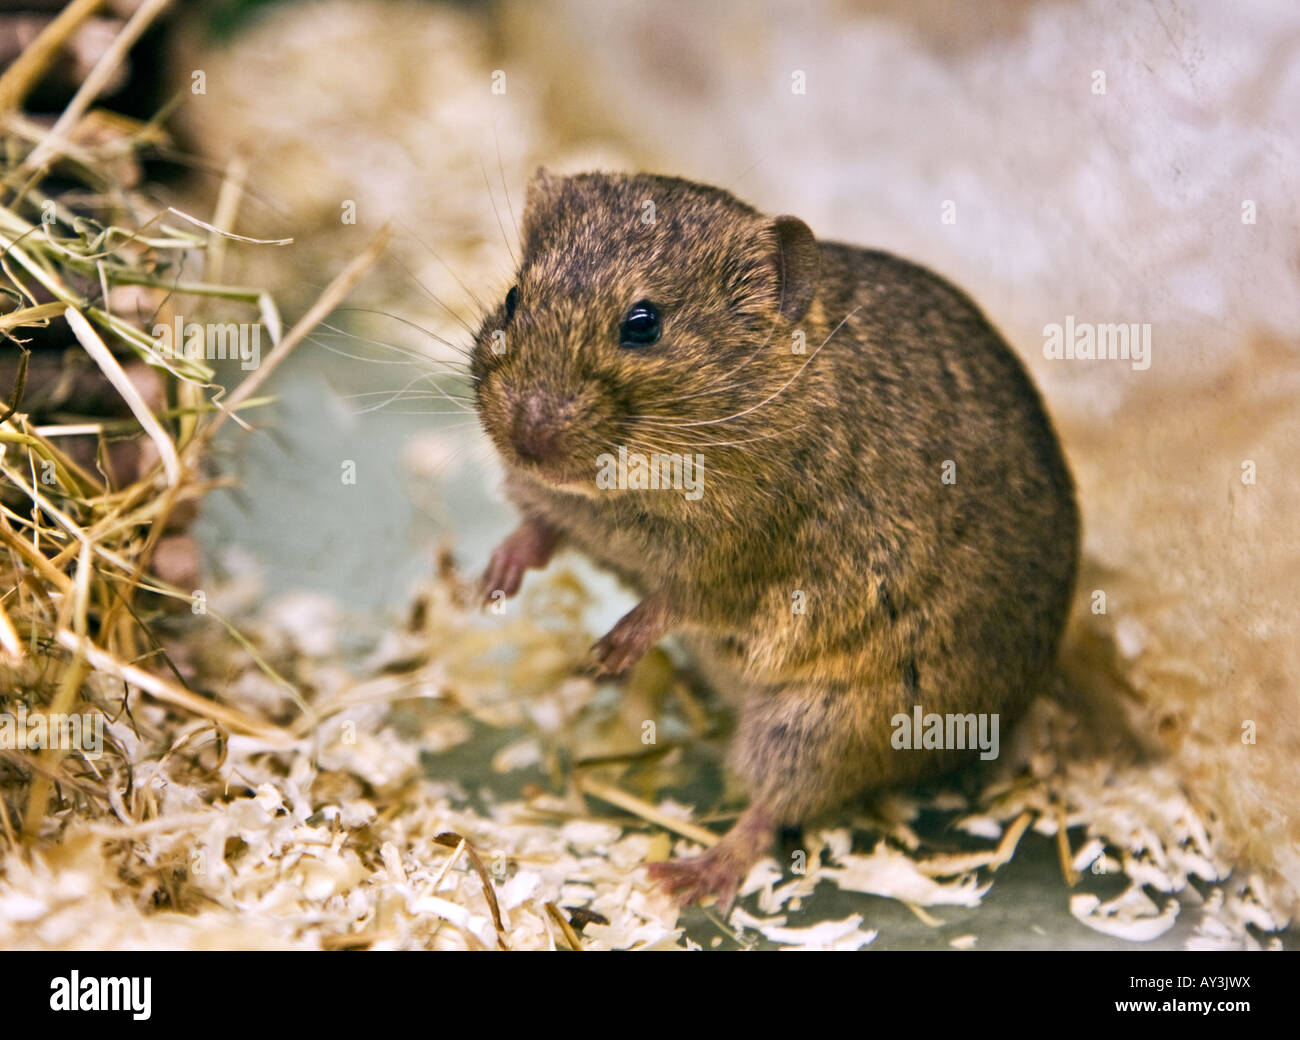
[0,558,1287,951]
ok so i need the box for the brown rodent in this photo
[471,169,1080,911]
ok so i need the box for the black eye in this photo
[619,300,660,347]
[504,285,519,321]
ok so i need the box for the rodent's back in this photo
[761,240,1079,703]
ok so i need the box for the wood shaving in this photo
[1,566,1289,950]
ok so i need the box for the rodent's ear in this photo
[771,215,820,324]
[525,166,557,208]
[521,167,562,253]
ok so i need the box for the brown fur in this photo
[471,170,1080,908]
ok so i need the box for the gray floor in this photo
[196,331,1289,951]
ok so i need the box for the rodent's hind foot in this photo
[648,854,746,916]
[647,807,773,918]
[478,516,561,604]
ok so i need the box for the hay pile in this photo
[0,0,377,930]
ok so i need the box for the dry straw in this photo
[0,2,388,845]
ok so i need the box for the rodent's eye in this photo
[619,300,660,348]
[504,285,520,322]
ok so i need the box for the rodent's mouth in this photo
[530,463,585,486]
[508,452,591,490]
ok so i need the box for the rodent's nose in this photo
[512,426,559,464]
[510,393,565,464]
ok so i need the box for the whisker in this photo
[400,222,489,316]
[668,308,858,430]
[361,411,476,419]
[625,423,803,450]
[493,125,521,257]
[638,373,772,411]
[381,414,484,426]
[341,387,471,401]
[344,367,475,415]
[480,152,520,268]
[335,307,475,362]
[403,427,490,486]
[310,322,471,376]
[649,295,786,408]
[307,332,429,369]
[389,252,479,337]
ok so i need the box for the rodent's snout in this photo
[509,391,575,467]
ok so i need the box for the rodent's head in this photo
[471,170,821,504]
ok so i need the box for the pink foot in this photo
[589,594,672,676]
[480,516,561,603]
[648,808,773,916]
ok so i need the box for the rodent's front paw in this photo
[587,596,671,676]
[479,542,528,603]
[588,628,644,676]
[479,518,561,604]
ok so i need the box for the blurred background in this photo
[8,0,1297,945]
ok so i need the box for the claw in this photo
[647,807,774,918]
[587,594,671,676]
[478,517,560,606]
[648,854,745,917]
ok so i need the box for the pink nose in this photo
[512,424,558,462]
[510,394,562,463]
